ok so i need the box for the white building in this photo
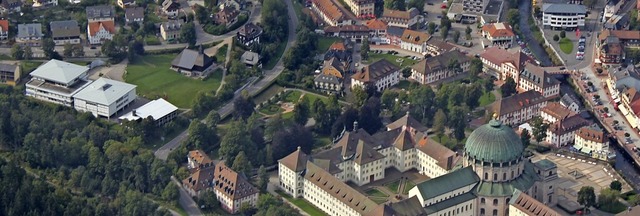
[408,167,478,216]
[16,23,43,46]
[518,63,561,98]
[311,0,350,26]
[481,22,515,47]
[87,21,115,45]
[400,29,430,54]
[161,20,182,41]
[560,93,582,112]
[351,59,400,92]
[542,3,587,30]
[25,60,92,107]
[162,0,181,18]
[380,8,420,29]
[540,102,576,124]
[479,47,535,81]
[343,0,374,17]
[545,115,591,147]
[212,163,259,214]
[119,98,179,126]
[182,150,215,197]
[32,0,58,8]
[73,77,137,118]
[490,90,549,126]
[410,50,471,85]
[574,126,611,161]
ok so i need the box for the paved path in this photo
[88,59,128,81]
[171,176,203,216]
[154,129,189,161]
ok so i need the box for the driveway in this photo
[170,176,204,216]
[88,59,128,81]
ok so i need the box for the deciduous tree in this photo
[360,38,370,60]
[577,186,596,212]
[232,151,253,176]
[452,30,461,43]
[610,180,622,191]
[433,109,447,142]
[42,38,56,59]
[530,116,549,143]
[180,22,197,47]
[521,128,531,148]
[63,43,74,57]
[257,165,268,192]
[11,44,24,60]
[293,97,310,126]
[500,77,517,97]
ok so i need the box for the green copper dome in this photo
[464,119,524,163]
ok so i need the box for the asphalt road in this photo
[518,0,553,67]
[171,176,204,216]
[154,129,189,160]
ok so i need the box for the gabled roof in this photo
[426,38,456,52]
[548,114,591,135]
[381,7,419,20]
[520,63,560,89]
[162,0,181,11]
[352,59,399,83]
[17,23,43,39]
[73,77,137,106]
[279,147,309,172]
[510,189,562,216]
[161,20,183,32]
[401,29,430,45]
[88,21,116,36]
[311,0,344,23]
[120,98,178,121]
[386,112,429,132]
[598,29,640,42]
[0,62,18,73]
[125,7,145,20]
[482,22,515,38]
[86,5,116,19]
[50,20,81,38]
[237,23,262,38]
[241,51,260,65]
[182,166,215,193]
[387,197,427,216]
[481,47,535,71]
[386,26,405,37]
[415,136,458,170]
[576,126,607,144]
[411,50,470,75]
[365,19,388,30]
[491,90,548,116]
[324,25,370,33]
[30,59,89,84]
[414,166,479,200]
[541,102,576,120]
[213,162,259,200]
[189,150,214,167]
[322,57,345,78]
[172,48,215,70]
[0,20,8,32]
[328,41,346,51]
[303,162,378,214]
[560,93,582,108]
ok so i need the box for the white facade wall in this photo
[87,25,114,44]
[416,150,448,178]
[303,180,362,216]
[32,0,58,7]
[344,0,374,16]
[400,41,426,54]
[542,12,586,29]
[545,130,575,147]
[518,79,560,98]
[541,110,560,124]
[73,88,136,117]
[164,9,179,18]
[25,84,76,106]
[499,101,548,126]
[430,199,475,216]
[574,135,610,160]
[278,163,305,197]
[53,38,81,45]
[351,70,399,92]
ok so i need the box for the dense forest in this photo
[0,86,178,215]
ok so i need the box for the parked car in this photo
[427,2,434,5]
[559,67,566,70]
[579,36,586,43]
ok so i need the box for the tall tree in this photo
[427,22,436,35]
[352,85,369,108]
[577,186,596,212]
[11,44,24,60]
[597,188,621,211]
[433,109,447,142]
[180,22,197,47]
[500,77,517,97]
[161,182,179,202]
[257,165,268,192]
[506,9,520,27]
[448,106,467,141]
[72,45,84,57]
[219,121,256,165]
[520,128,531,148]
[63,43,74,57]
[465,25,472,40]
[358,97,383,134]
[384,0,406,10]
[440,26,449,39]
[452,30,461,43]
[469,58,483,79]
[233,91,255,120]
[198,191,219,210]
[42,38,56,59]
[530,116,549,143]
[232,151,253,176]
[410,85,435,124]
[360,38,370,60]
[23,46,33,60]
[610,180,622,191]
[293,97,310,126]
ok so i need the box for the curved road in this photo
[518,0,553,67]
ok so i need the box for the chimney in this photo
[132,109,137,117]
[353,121,359,132]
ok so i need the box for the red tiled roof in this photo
[213,163,259,200]
[365,19,387,30]
[0,20,8,32]
[480,47,535,71]
[401,29,430,45]
[88,21,116,36]
[481,22,515,38]
[312,0,344,23]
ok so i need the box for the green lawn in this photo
[559,38,573,54]
[403,181,415,194]
[302,92,330,104]
[277,190,327,216]
[215,44,228,64]
[124,54,222,108]
[318,37,341,53]
[370,197,388,204]
[365,52,418,68]
[396,80,411,89]
[284,90,303,103]
[21,61,43,79]
[313,135,332,149]
[386,181,400,193]
[264,40,287,70]
[365,188,388,197]
[259,104,284,115]
[479,91,496,107]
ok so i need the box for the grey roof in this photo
[414,166,480,200]
[542,3,586,14]
[30,60,89,84]
[125,7,145,20]
[387,26,406,37]
[162,0,180,11]
[161,20,183,32]
[17,23,43,38]
[171,48,214,70]
[238,23,262,38]
[533,159,557,170]
[314,73,341,85]
[412,50,470,75]
[0,62,18,73]
[425,193,477,214]
[560,93,582,108]
[241,51,260,65]
[50,20,80,38]
[520,63,560,89]
[86,5,116,19]
[388,197,427,216]
[73,77,136,105]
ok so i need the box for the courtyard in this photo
[347,168,430,205]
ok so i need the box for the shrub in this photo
[560,30,566,38]
[145,37,161,45]
[553,35,560,41]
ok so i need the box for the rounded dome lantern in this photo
[464,119,524,163]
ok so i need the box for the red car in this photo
[441,4,447,9]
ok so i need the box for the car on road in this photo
[437,15,442,18]
[559,67,566,70]
[441,4,447,9]
[427,3,434,5]
[579,37,586,43]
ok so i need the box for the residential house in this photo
[598,30,640,48]
[87,21,116,44]
[323,41,351,63]
[0,0,21,13]
[0,62,20,86]
[161,20,182,41]
[481,22,515,47]
[542,3,587,30]
[606,65,640,103]
[125,7,145,24]
[560,93,583,112]
[546,114,591,147]
[323,25,369,43]
[218,0,242,10]
[117,0,135,8]
[50,20,81,45]
[575,126,611,161]
[480,46,535,81]
[365,19,387,39]
[385,26,405,46]
[119,98,179,126]
[410,50,471,85]
[425,38,456,56]
[241,51,260,67]
[162,0,181,18]
[32,0,58,8]
[490,90,549,126]
[597,36,624,65]
[171,47,216,77]
[541,102,576,124]
[343,0,374,17]
[25,60,92,107]
[620,87,640,130]
[351,59,400,92]
[73,77,137,118]
[315,57,347,95]
[380,8,420,29]
[236,23,262,46]
[311,0,351,26]
[214,7,240,27]
[518,63,561,98]
[182,150,216,197]
[86,5,116,22]
[0,20,9,40]
[400,29,430,54]
[212,163,259,214]
[16,23,43,46]
[509,190,562,216]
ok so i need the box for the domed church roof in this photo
[464,116,524,163]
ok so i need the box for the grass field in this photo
[124,54,222,108]
[365,188,388,197]
[403,181,415,194]
[284,90,303,103]
[21,61,42,74]
[215,44,228,64]
[264,40,287,70]
[386,181,400,193]
[277,190,327,216]
[365,52,418,68]
[559,38,573,54]
[318,37,341,53]
[479,91,496,107]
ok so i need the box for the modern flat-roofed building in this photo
[0,62,20,86]
[25,60,91,107]
[119,98,179,126]
[50,20,81,45]
[542,3,586,30]
[73,77,137,118]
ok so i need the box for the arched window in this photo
[480,208,485,215]
[484,173,488,180]
[493,173,497,180]
[481,198,485,204]
[493,209,498,216]
[493,199,498,205]
[549,171,553,176]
